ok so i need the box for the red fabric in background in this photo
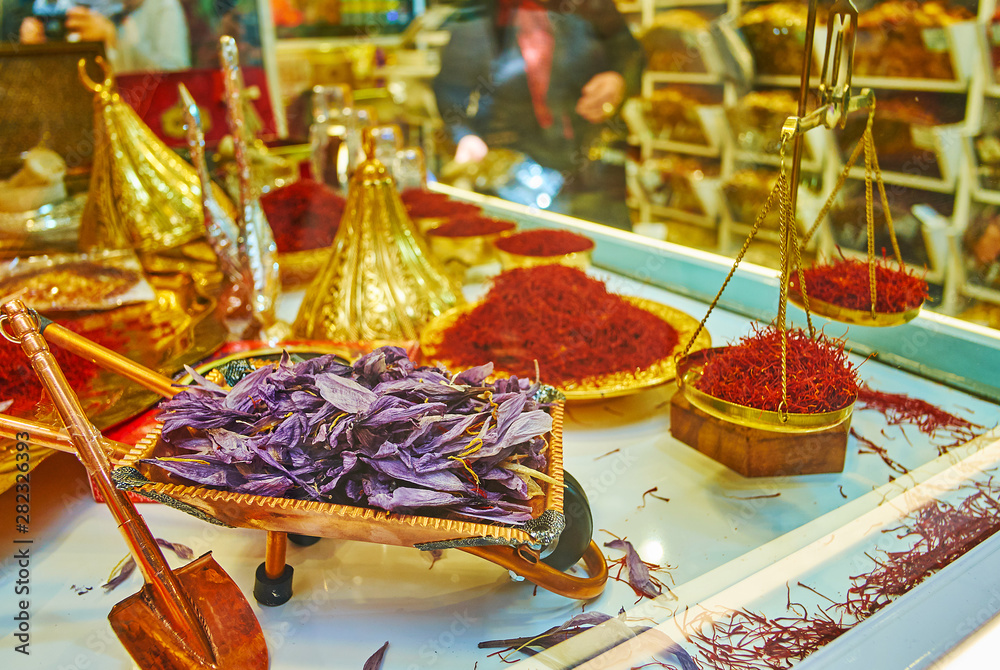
[115,67,278,148]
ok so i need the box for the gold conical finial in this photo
[77,57,236,253]
[293,126,462,341]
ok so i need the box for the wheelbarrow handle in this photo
[0,413,133,459]
[40,318,180,399]
[461,540,609,600]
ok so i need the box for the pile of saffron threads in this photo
[695,326,860,413]
[260,179,345,253]
[688,605,851,670]
[436,265,679,385]
[400,188,481,219]
[427,215,516,237]
[842,483,1000,618]
[494,229,595,257]
[688,478,1000,669]
[789,257,928,313]
[856,384,982,449]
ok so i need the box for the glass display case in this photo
[5,1,1000,667]
[3,184,1000,669]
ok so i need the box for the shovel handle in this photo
[39,318,180,399]
[0,300,216,662]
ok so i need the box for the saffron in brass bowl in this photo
[788,257,927,327]
[678,326,859,433]
[494,229,595,271]
[426,216,517,279]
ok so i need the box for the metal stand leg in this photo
[254,531,294,606]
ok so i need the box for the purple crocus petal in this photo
[232,472,296,497]
[368,457,467,492]
[363,401,447,428]
[605,538,662,599]
[182,365,227,394]
[451,504,533,523]
[362,641,389,670]
[139,457,245,488]
[206,429,258,464]
[156,538,195,560]
[453,363,494,386]
[102,556,136,591]
[315,373,377,414]
[368,486,463,511]
[223,364,275,412]
[479,467,530,499]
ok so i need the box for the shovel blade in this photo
[109,553,268,670]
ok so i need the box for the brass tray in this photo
[118,404,566,549]
[677,347,856,434]
[788,289,923,328]
[420,296,711,401]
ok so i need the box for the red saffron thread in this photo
[437,265,679,385]
[695,325,860,413]
[856,384,983,450]
[790,257,928,313]
[851,428,910,475]
[494,229,595,257]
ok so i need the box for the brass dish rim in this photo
[788,289,923,327]
[420,296,711,401]
[676,347,856,434]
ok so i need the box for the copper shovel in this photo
[0,299,268,670]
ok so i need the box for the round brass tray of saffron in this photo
[676,348,855,434]
[788,290,923,328]
[420,296,710,401]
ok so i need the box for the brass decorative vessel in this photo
[77,57,235,254]
[294,127,461,341]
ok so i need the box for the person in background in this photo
[19,0,191,73]
[433,0,644,230]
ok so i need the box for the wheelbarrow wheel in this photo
[542,471,593,571]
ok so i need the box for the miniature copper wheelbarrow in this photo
[3,308,609,606]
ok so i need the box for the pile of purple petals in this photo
[143,346,552,524]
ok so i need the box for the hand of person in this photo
[455,135,489,164]
[65,7,117,46]
[19,17,46,44]
[576,71,626,124]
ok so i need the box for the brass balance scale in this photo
[671,0,925,476]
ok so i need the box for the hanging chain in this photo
[775,137,794,420]
[677,170,782,362]
[863,122,878,319]
[800,105,875,247]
